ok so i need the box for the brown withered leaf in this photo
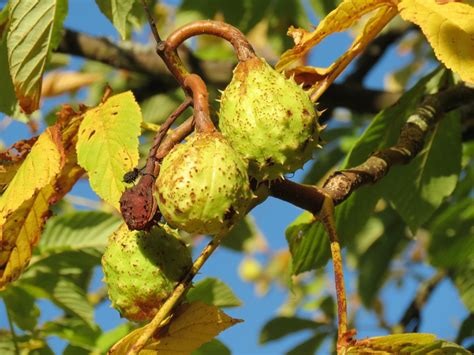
[0,137,38,192]
[276,0,397,101]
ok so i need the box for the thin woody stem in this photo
[165,20,256,62]
[269,179,325,215]
[127,231,228,354]
[156,116,194,161]
[156,20,256,88]
[320,196,347,346]
[142,0,216,136]
[271,181,347,343]
[141,0,189,89]
[183,74,214,133]
[144,97,192,176]
[141,0,215,133]
[139,0,163,44]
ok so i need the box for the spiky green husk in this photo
[102,223,192,322]
[156,132,253,235]
[218,57,320,181]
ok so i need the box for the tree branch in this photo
[270,84,474,211]
[323,84,474,205]
[57,29,176,86]
[56,28,399,114]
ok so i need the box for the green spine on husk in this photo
[218,57,321,181]
[102,223,192,322]
[156,132,253,235]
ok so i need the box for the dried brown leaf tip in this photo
[120,174,160,230]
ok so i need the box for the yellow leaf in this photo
[1,187,55,289]
[147,302,243,354]
[41,71,103,98]
[0,137,38,192]
[344,333,471,354]
[109,302,242,354]
[398,0,474,83]
[77,91,142,210]
[0,127,63,219]
[283,6,397,101]
[276,0,397,71]
[0,106,85,289]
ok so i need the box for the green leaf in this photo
[286,333,327,355]
[259,316,323,344]
[453,145,474,200]
[302,146,344,185]
[176,0,308,54]
[50,0,68,50]
[95,0,135,40]
[221,215,265,252]
[345,333,471,354]
[6,0,68,113]
[0,6,9,38]
[285,212,330,272]
[42,318,100,349]
[267,0,309,54]
[95,323,134,353]
[0,331,16,354]
[309,0,341,17]
[358,210,408,308]
[453,259,474,312]
[1,286,40,331]
[63,345,91,355]
[192,339,231,355]
[177,0,260,32]
[287,68,445,274]
[456,313,474,345]
[319,295,336,320]
[429,198,474,270]
[77,91,142,210]
[140,90,188,124]
[428,197,474,311]
[382,112,462,232]
[0,33,17,115]
[25,251,99,282]
[19,274,95,327]
[36,211,121,256]
[187,278,242,308]
[0,331,53,354]
[29,344,55,355]
[23,212,120,288]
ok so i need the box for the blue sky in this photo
[0,0,469,354]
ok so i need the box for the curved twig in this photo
[165,20,256,62]
[183,74,214,133]
[144,98,193,176]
